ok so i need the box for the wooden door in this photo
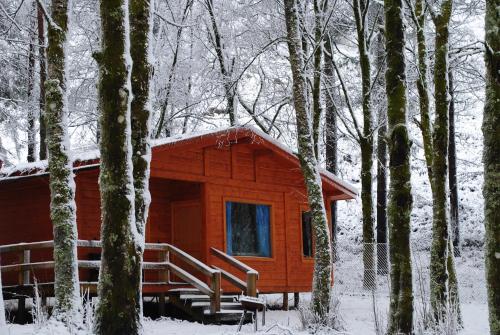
[171,200,203,261]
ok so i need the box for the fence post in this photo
[210,271,221,313]
[158,249,168,316]
[246,270,258,297]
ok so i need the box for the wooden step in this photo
[191,301,242,310]
[179,294,237,303]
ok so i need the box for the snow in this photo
[2,293,489,334]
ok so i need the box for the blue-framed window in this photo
[226,201,271,257]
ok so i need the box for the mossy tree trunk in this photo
[45,0,81,325]
[483,0,500,332]
[374,12,388,275]
[429,0,456,318]
[448,70,460,255]
[414,0,434,182]
[130,0,153,318]
[27,1,37,163]
[311,0,327,158]
[352,0,376,289]
[324,32,338,259]
[284,0,332,318]
[384,0,414,331]
[38,3,47,160]
[94,0,142,333]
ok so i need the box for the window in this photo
[226,201,271,257]
[302,211,313,257]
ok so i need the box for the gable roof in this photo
[0,126,357,198]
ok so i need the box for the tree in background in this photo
[324,32,339,257]
[284,0,332,317]
[44,0,81,325]
[426,0,459,318]
[93,0,142,332]
[483,0,500,332]
[384,0,413,330]
[374,9,388,275]
[38,2,47,160]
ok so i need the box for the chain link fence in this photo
[332,240,487,304]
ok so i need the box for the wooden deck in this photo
[0,239,259,324]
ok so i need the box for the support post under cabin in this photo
[294,292,300,308]
[282,292,289,311]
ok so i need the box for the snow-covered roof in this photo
[0,126,357,197]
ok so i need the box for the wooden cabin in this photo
[0,126,356,311]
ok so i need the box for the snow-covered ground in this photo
[1,294,488,335]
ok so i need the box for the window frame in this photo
[223,197,275,260]
[300,205,315,261]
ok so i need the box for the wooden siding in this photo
[0,139,344,293]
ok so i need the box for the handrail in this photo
[210,247,258,275]
[167,244,218,277]
[211,265,247,291]
[210,247,258,297]
[0,240,222,313]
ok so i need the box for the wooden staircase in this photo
[167,288,251,323]
[0,240,260,325]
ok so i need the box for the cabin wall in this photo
[1,140,339,294]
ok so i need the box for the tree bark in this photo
[38,3,47,160]
[324,32,338,261]
[414,0,434,183]
[448,70,459,255]
[130,0,153,318]
[374,14,388,275]
[27,1,37,163]
[483,0,500,332]
[284,0,332,318]
[353,0,375,290]
[311,0,325,158]
[45,0,80,324]
[94,0,141,333]
[429,0,455,317]
[384,0,413,330]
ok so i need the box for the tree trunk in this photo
[448,70,459,255]
[206,0,236,126]
[352,0,375,289]
[384,0,413,330]
[429,1,454,317]
[324,32,338,261]
[45,0,80,325]
[94,0,141,333]
[483,0,500,332]
[414,0,433,183]
[154,0,193,138]
[27,1,37,163]
[284,0,332,318]
[38,3,47,160]
[374,13,388,275]
[130,0,153,318]
[311,0,325,158]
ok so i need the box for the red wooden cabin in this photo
[0,126,356,297]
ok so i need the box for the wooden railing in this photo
[210,247,258,297]
[0,240,222,313]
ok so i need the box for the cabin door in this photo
[171,200,203,261]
